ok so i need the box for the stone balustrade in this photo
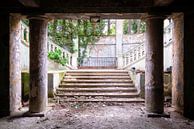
[123,42,145,68]
[123,23,173,69]
[20,21,73,68]
[47,39,72,67]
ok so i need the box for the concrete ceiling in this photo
[0,0,193,19]
[45,13,146,19]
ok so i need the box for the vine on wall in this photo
[48,19,105,65]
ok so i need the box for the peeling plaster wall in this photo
[87,36,116,57]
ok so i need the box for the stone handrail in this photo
[123,42,145,68]
[20,21,73,68]
[47,39,72,67]
[123,23,173,68]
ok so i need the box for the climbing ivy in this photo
[123,20,129,34]
[48,19,105,65]
[48,20,78,53]
[123,19,146,34]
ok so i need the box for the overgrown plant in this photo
[48,49,68,66]
[123,19,146,34]
[48,19,105,66]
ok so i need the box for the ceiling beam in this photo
[45,13,145,19]
[18,0,39,7]
[154,0,174,6]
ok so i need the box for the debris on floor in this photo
[0,102,194,129]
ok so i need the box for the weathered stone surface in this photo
[145,15,164,114]
[0,13,10,117]
[135,72,145,98]
[172,13,184,114]
[9,14,22,116]
[29,16,48,113]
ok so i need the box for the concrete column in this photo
[145,15,164,114]
[29,16,48,113]
[9,14,21,116]
[72,37,78,69]
[116,20,123,69]
[183,13,194,119]
[0,13,10,117]
[172,13,184,114]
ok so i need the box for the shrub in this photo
[48,49,68,66]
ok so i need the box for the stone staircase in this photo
[55,69,144,103]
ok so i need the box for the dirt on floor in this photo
[0,102,194,129]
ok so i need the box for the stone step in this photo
[60,82,133,85]
[61,79,133,83]
[59,85,134,88]
[59,83,134,88]
[56,87,137,93]
[56,70,141,103]
[64,75,130,79]
[56,92,139,98]
[59,98,144,103]
[65,72,129,76]
[67,70,128,73]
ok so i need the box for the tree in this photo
[48,19,105,65]
[123,19,146,34]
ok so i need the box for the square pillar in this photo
[116,20,124,69]
[183,13,194,119]
[0,13,10,117]
[145,15,164,114]
[29,16,48,113]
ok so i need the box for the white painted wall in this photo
[164,42,173,70]
[87,36,116,57]
[21,41,29,70]
[128,58,145,70]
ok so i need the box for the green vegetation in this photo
[21,72,29,102]
[48,19,105,65]
[48,48,68,66]
[123,19,146,34]
[22,19,146,65]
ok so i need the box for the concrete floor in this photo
[0,102,194,129]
